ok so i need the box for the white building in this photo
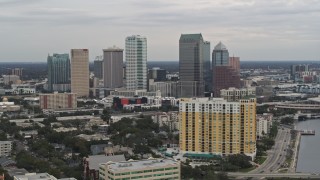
[220,87,256,102]
[99,158,180,180]
[3,75,20,85]
[110,89,161,97]
[11,84,36,95]
[0,97,20,112]
[256,113,273,139]
[13,173,76,180]
[149,79,178,97]
[125,35,147,90]
[152,112,180,131]
[0,141,12,157]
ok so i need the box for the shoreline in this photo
[290,131,301,172]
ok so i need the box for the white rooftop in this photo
[86,154,126,170]
[104,158,179,172]
[0,141,12,144]
[14,173,57,180]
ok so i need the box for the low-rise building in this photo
[3,75,20,85]
[256,113,273,139]
[0,97,20,112]
[0,157,16,167]
[220,87,256,102]
[40,92,77,110]
[13,173,76,180]
[153,112,180,131]
[14,173,56,180]
[83,154,126,180]
[99,158,180,180]
[149,79,178,97]
[0,141,12,157]
[110,89,161,97]
[11,84,36,95]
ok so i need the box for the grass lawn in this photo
[254,156,267,165]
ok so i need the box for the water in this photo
[296,120,320,173]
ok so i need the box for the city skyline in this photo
[0,0,320,62]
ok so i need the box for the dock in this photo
[298,130,315,135]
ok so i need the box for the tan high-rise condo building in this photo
[103,47,124,88]
[71,49,89,97]
[179,97,257,160]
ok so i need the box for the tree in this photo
[281,117,294,125]
[0,132,7,141]
[261,137,275,149]
[227,154,252,169]
[101,109,111,124]
[133,144,152,158]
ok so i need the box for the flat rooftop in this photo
[0,141,12,144]
[105,158,179,172]
[14,173,56,180]
[86,154,126,170]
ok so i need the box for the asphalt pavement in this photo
[250,127,291,174]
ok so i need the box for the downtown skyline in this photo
[0,0,320,62]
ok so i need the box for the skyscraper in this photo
[203,41,211,92]
[103,47,124,88]
[291,64,309,81]
[179,97,257,160]
[71,49,89,97]
[212,42,229,66]
[94,56,103,79]
[47,53,70,92]
[212,42,240,97]
[125,35,147,90]
[179,33,204,97]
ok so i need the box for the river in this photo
[296,119,320,173]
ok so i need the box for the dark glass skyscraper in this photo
[47,53,71,92]
[94,59,103,79]
[203,41,211,92]
[179,33,204,97]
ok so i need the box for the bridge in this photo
[275,103,320,110]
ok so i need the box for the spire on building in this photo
[214,41,227,50]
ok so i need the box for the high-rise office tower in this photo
[94,56,103,79]
[229,57,240,74]
[71,49,89,97]
[125,35,147,90]
[179,97,257,160]
[212,42,240,97]
[291,64,309,81]
[179,33,204,97]
[203,41,211,92]
[47,53,71,92]
[103,47,124,88]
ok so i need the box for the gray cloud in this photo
[0,0,319,61]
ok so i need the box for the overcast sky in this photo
[0,0,320,62]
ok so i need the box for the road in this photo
[228,172,320,179]
[250,127,291,173]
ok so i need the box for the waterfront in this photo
[296,120,320,173]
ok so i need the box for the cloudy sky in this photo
[0,0,320,61]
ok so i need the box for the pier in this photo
[298,130,315,135]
